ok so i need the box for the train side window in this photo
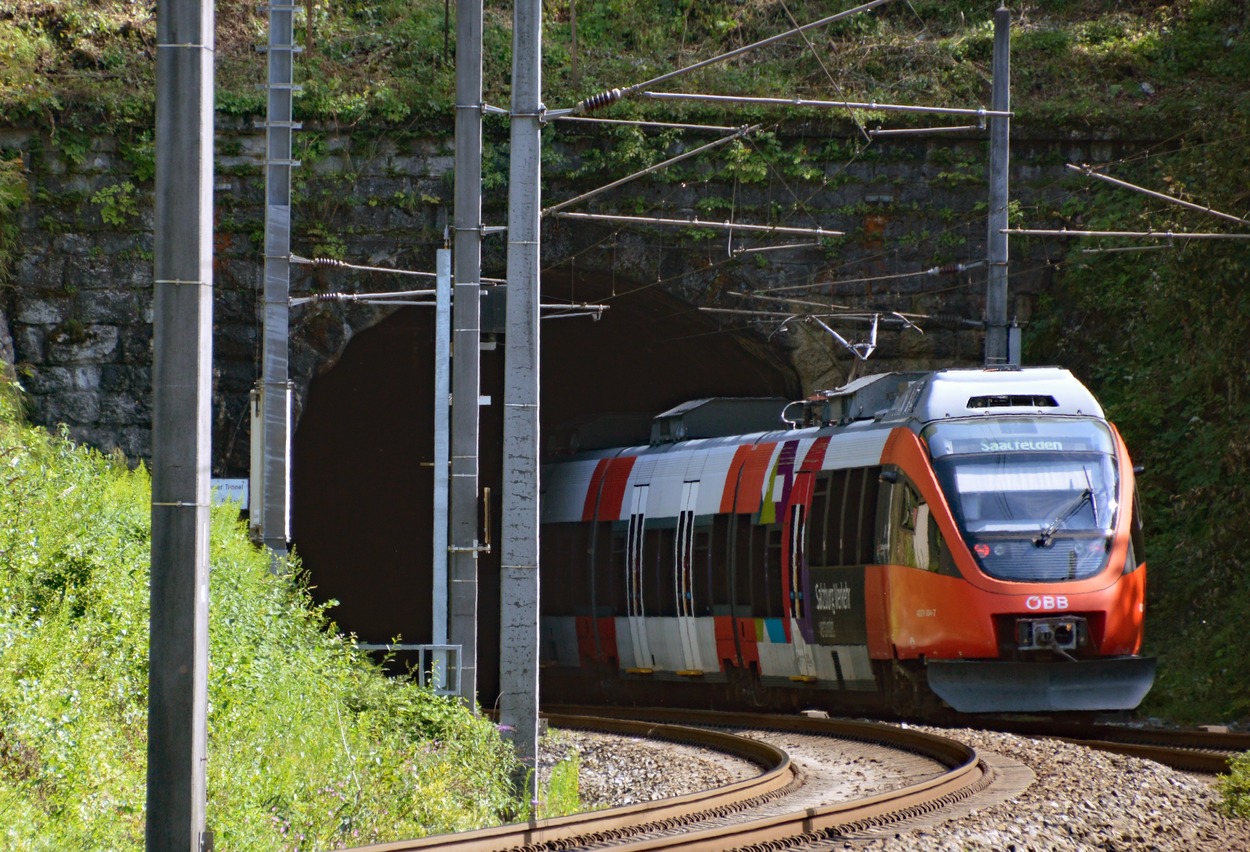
[736,514,757,608]
[856,467,882,564]
[591,521,617,615]
[644,526,675,617]
[808,474,831,567]
[693,525,712,615]
[764,526,784,618]
[710,515,732,610]
[540,522,584,615]
[1126,491,1146,573]
[886,478,953,574]
[609,526,628,616]
[832,468,851,565]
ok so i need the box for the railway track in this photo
[350,708,993,852]
[969,717,1250,774]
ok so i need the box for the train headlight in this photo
[1016,616,1085,652]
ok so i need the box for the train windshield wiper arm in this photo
[1035,488,1092,547]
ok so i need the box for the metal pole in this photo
[260,0,297,557]
[500,0,542,802]
[432,247,451,690]
[451,0,484,708]
[551,212,844,236]
[640,91,1010,118]
[985,6,1011,366]
[148,0,212,846]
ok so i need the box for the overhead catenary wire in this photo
[759,260,986,294]
[1067,163,1250,227]
[642,92,1011,119]
[564,0,894,115]
[290,288,608,318]
[290,253,507,282]
[552,211,845,237]
[550,116,740,132]
[778,0,871,143]
[732,242,822,255]
[542,125,758,216]
[869,124,982,136]
[1080,244,1174,255]
[1005,228,1250,240]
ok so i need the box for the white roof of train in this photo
[900,367,1104,424]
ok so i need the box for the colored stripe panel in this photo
[580,458,612,522]
[736,443,777,515]
[718,444,754,514]
[580,455,637,523]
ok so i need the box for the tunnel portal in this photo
[290,271,798,701]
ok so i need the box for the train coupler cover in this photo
[926,657,1157,713]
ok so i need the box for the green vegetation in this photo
[1,0,1248,740]
[0,152,27,287]
[1221,751,1250,819]
[1025,119,1250,725]
[2,0,1248,134]
[0,376,527,848]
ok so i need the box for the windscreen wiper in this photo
[1035,488,1092,547]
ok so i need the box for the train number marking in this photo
[916,608,937,618]
[1025,595,1069,611]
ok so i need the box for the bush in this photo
[0,377,521,849]
[1219,751,1250,819]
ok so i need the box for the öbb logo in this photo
[1025,595,1069,611]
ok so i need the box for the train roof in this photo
[893,367,1105,424]
[546,367,1105,464]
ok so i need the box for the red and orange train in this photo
[539,368,1155,714]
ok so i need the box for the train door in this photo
[624,484,654,670]
[674,481,706,674]
[787,471,817,680]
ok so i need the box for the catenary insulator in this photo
[578,88,622,113]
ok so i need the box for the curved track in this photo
[349,708,990,852]
[970,718,1250,774]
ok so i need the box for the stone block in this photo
[22,365,101,394]
[101,364,151,394]
[0,309,12,369]
[15,297,71,325]
[48,324,120,364]
[78,290,143,324]
[13,325,47,363]
[39,390,101,424]
[99,391,152,425]
[118,325,153,364]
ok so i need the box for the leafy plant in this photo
[1220,751,1250,819]
[0,377,523,849]
[0,154,28,286]
[90,181,138,227]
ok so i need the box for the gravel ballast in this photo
[540,725,1250,850]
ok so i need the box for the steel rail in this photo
[350,708,988,852]
[349,713,794,852]
[554,707,989,852]
[968,718,1250,775]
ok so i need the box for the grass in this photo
[0,376,524,849]
[2,1,1248,133]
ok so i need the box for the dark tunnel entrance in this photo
[291,271,799,702]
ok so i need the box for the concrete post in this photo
[500,0,542,801]
[985,6,1012,366]
[451,0,485,708]
[147,0,213,846]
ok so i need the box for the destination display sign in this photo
[924,419,1115,458]
[957,438,1090,453]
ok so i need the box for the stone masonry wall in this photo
[0,118,1132,475]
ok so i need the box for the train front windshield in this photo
[923,418,1120,582]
